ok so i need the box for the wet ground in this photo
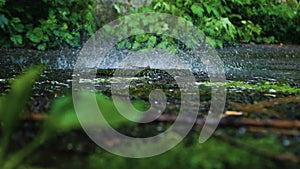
[0,44,300,168]
[1,43,300,81]
[1,44,299,111]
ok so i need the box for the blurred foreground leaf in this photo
[0,65,147,169]
[43,92,147,135]
[0,65,43,162]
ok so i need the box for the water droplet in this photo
[238,127,246,134]
[67,143,74,150]
[282,139,290,146]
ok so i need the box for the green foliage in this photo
[0,0,96,50]
[43,92,146,134]
[114,0,299,49]
[102,12,190,52]
[88,135,282,169]
[0,65,43,147]
[0,65,45,169]
[224,0,300,44]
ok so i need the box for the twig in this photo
[155,114,300,129]
[20,113,48,121]
[232,96,300,116]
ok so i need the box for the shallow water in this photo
[0,44,299,120]
[1,45,300,168]
[1,44,299,83]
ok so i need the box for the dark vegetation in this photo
[114,0,300,49]
[0,0,95,50]
[0,0,299,49]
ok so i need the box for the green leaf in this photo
[135,34,149,43]
[11,17,21,23]
[0,14,8,29]
[203,2,211,14]
[191,4,204,17]
[132,41,142,50]
[96,93,146,128]
[116,39,131,50]
[13,23,24,33]
[0,65,44,160]
[26,27,44,43]
[113,3,122,14]
[43,92,147,135]
[10,35,23,45]
[0,65,43,124]
[0,0,5,7]
[156,40,168,50]
[153,2,161,10]
[212,8,220,18]
[37,43,47,50]
[42,96,79,134]
[147,35,157,48]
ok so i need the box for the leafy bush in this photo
[0,0,96,50]
[114,0,299,48]
[1,0,299,50]
[226,0,300,44]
